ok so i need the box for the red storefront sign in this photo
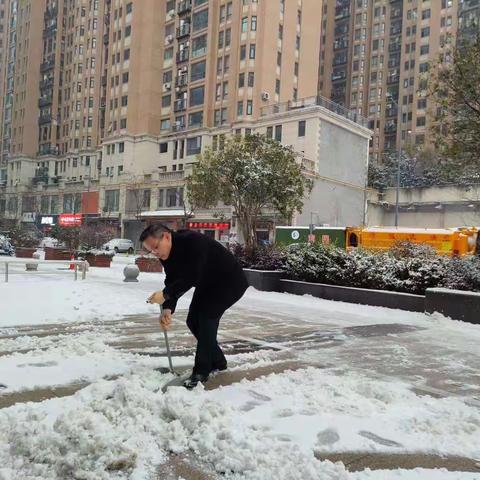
[188,222,230,230]
[59,214,83,227]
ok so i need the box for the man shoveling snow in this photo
[141,224,248,389]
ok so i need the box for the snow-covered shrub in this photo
[283,243,473,295]
[443,256,480,291]
[230,243,286,271]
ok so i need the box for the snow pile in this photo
[211,368,480,459]
[0,369,350,480]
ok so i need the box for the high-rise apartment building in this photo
[0,0,371,238]
[458,0,480,41]
[319,0,458,159]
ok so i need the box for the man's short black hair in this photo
[139,223,172,243]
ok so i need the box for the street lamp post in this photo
[387,93,402,228]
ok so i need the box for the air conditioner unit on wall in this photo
[164,82,172,90]
[261,91,270,101]
[166,35,174,44]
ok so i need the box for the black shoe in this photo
[183,372,209,390]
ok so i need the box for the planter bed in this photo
[135,257,163,273]
[15,247,37,259]
[44,247,72,261]
[85,254,112,268]
[243,269,284,292]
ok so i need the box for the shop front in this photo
[187,221,231,242]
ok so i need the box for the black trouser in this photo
[186,307,227,375]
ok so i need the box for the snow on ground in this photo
[1,254,480,479]
[0,254,188,327]
[0,368,479,480]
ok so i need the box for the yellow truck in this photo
[346,227,478,256]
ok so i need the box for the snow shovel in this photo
[155,305,180,376]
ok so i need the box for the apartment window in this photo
[274,125,282,142]
[189,111,203,127]
[123,72,129,83]
[294,62,299,76]
[225,29,231,47]
[219,5,226,23]
[296,36,301,50]
[105,190,120,212]
[241,17,248,32]
[249,44,256,59]
[192,34,207,57]
[417,98,427,109]
[88,116,93,127]
[163,71,173,83]
[240,45,246,61]
[417,116,426,127]
[238,72,245,88]
[186,136,202,155]
[419,62,429,73]
[223,81,229,98]
[251,16,257,31]
[120,118,127,129]
[226,2,233,19]
[125,25,132,37]
[160,118,171,130]
[266,126,273,139]
[224,55,230,73]
[162,95,171,107]
[191,61,206,82]
[248,72,255,87]
[126,2,133,14]
[279,25,283,40]
[217,57,222,75]
[216,83,222,100]
[237,101,244,116]
[298,120,306,137]
[190,86,205,106]
[421,27,430,37]
[119,142,125,153]
[246,100,253,115]
[164,47,174,60]
[124,49,130,60]
[422,9,431,20]
[121,95,128,106]
[275,79,280,94]
[218,31,224,49]
[193,9,208,32]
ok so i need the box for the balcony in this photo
[38,113,52,125]
[42,24,57,39]
[40,77,54,90]
[174,99,187,112]
[176,23,191,38]
[176,49,189,63]
[38,95,53,108]
[40,58,55,73]
[387,74,400,85]
[177,0,192,15]
[38,145,58,156]
[175,73,188,88]
[260,95,369,128]
[386,107,398,118]
[384,121,398,133]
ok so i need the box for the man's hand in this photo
[160,309,173,330]
[147,290,165,305]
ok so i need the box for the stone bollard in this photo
[26,251,41,272]
[123,264,140,282]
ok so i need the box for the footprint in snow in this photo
[358,431,403,448]
[316,428,340,446]
[247,390,272,402]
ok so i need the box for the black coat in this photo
[161,230,248,315]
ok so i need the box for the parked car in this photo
[0,235,14,256]
[102,238,135,254]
